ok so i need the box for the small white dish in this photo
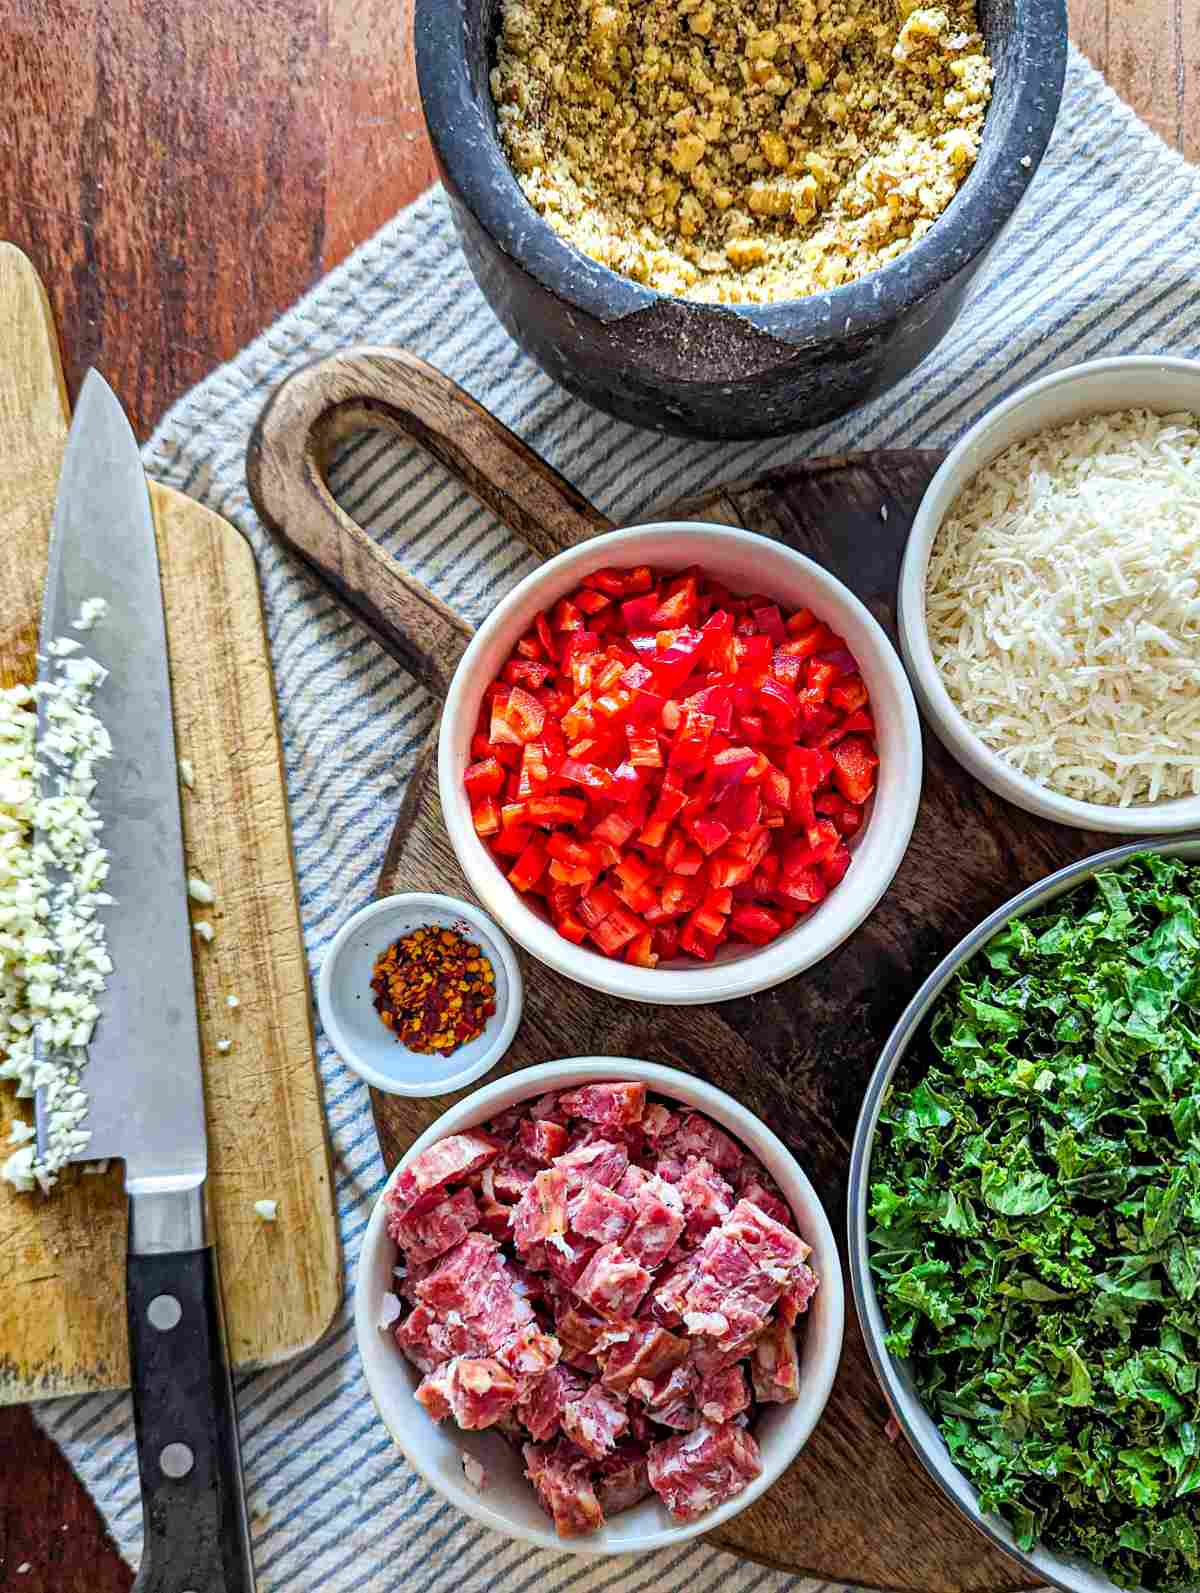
[354,1056,844,1555]
[437,521,923,1005]
[317,893,523,1096]
[899,354,1200,834]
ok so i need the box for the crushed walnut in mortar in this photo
[490,0,993,304]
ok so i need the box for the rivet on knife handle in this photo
[127,1191,255,1593]
[245,347,613,695]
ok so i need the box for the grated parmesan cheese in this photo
[926,409,1200,806]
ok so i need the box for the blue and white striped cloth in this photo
[39,44,1200,1591]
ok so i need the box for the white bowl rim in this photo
[899,353,1200,834]
[355,1055,846,1556]
[849,837,1200,1593]
[316,892,524,1096]
[438,520,923,1004]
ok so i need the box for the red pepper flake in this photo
[370,925,497,1056]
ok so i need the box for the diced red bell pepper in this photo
[668,710,714,775]
[593,811,637,847]
[730,905,784,945]
[660,873,704,917]
[679,912,719,960]
[783,622,836,658]
[591,905,642,955]
[621,592,661,632]
[758,677,799,728]
[664,834,703,876]
[626,729,663,769]
[471,796,500,837]
[624,930,659,968]
[831,735,879,805]
[823,844,852,888]
[508,839,548,892]
[584,565,651,597]
[806,659,840,695]
[547,833,600,872]
[609,761,645,803]
[777,865,827,909]
[473,565,873,966]
[559,758,613,793]
[751,604,787,644]
[527,795,587,826]
[818,708,875,749]
[464,757,505,799]
[708,850,754,890]
[551,597,584,632]
[687,814,731,856]
[649,580,698,628]
[503,659,556,688]
[579,882,620,928]
[504,685,547,744]
[556,912,589,945]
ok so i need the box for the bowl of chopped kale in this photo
[850,841,1200,1593]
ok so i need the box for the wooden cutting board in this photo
[246,348,1115,1593]
[0,243,341,1400]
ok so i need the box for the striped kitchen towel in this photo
[38,42,1200,1593]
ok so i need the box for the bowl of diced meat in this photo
[354,1059,843,1554]
[438,522,922,1005]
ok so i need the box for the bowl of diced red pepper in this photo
[354,1057,844,1554]
[439,523,922,1004]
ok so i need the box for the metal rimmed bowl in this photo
[414,0,1067,438]
[848,837,1200,1593]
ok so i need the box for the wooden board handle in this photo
[246,347,612,695]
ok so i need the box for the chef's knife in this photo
[34,370,255,1593]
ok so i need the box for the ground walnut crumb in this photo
[490,0,993,304]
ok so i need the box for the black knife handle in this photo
[126,1245,256,1593]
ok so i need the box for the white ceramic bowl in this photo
[438,522,922,1005]
[355,1057,845,1556]
[317,893,523,1095]
[899,355,1200,834]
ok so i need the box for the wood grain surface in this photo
[0,0,1193,1586]
[0,246,341,1411]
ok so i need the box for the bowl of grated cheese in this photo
[899,355,1200,833]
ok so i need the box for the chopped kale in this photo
[870,853,1200,1590]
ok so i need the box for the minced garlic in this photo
[491,0,992,303]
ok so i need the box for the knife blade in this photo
[35,370,255,1593]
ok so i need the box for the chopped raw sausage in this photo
[646,1421,763,1522]
[386,1186,479,1265]
[524,1440,604,1537]
[559,1082,647,1128]
[562,1383,629,1459]
[416,1357,520,1429]
[391,1131,502,1214]
[751,1317,801,1403]
[568,1181,634,1245]
[573,1243,653,1319]
[389,1083,817,1539]
[518,1117,570,1165]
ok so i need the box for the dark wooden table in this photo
[0,1,1193,1586]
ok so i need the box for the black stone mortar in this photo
[416,0,1067,441]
